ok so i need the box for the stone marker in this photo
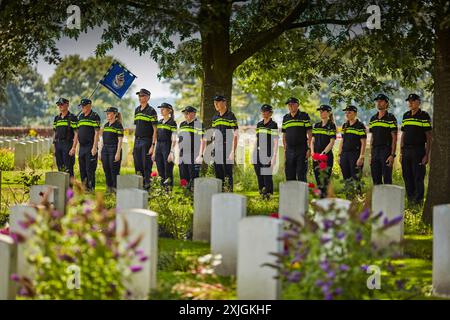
[237,216,282,300]
[25,141,34,159]
[0,234,17,300]
[315,197,351,212]
[117,174,143,190]
[9,205,38,279]
[279,181,309,223]
[116,208,158,299]
[121,140,129,166]
[211,193,247,276]
[372,184,405,248]
[433,204,450,297]
[116,188,148,210]
[29,185,58,209]
[14,142,27,169]
[45,172,70,213]
[193,178,222,242]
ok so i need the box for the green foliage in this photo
[0,148,14,171]
[11,183,146,299]
[27,154,54,171]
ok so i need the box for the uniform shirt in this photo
[102,121,124,145]
[134,104,158,138]
[256,119,278,158]
[312,121,337,154]
[401,109,432,147]
[211,110,238,146]
[157,118,177,143]
[179,119,204,158]
[281,110,312,148]
[369,112,397,147]
[77,110,101,146]
[53,112,78,141]
[341,119,367,152]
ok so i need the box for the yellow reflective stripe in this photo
[312,128,336,136]
[55,120,69,127]
[282,122,310,129]
[212,120,237,127]
[180,126,204,135]
[158,124,177,131]
[70,123,78,129]
[134,114,157,122]
[369,120,397,128]
[256,128,278,135]
[103,127,123,134]
[344,128,366,136]
[402,119,431,128]
[78,120,99,128]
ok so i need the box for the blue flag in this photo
[99,62,136,99]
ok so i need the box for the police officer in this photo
[311,105,336,197]
[77,98,101,192]
[53,97,78,178]
[211,95,239,191]
[282,97,312,182]
[153,103,177,189]
[100,107,124,193]
[369,94,398,185]
[338,105,367,188]
[400,93,432,206]
[133,88,158,190]
[178,106,205,191]
[253,104,278,198]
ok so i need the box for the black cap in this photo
[78,98,92,107]
[56,97,69,105]
[405,93,420,101]
[285,97,299,104]
[136,88,151,96]
[181,106,197,113]
[343,105,358,112]
[213,95,226,102]
[158,102,173,110]
[261,104,273,112]
[374,93,389,102]
[317,104,332,112]
[105,107,118,113]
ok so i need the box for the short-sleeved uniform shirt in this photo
[369,112,397,147]
[157,118,177,143]
[102,121,124,145]
[53,112,78,141]
[134,104,158,138]
[401,109,432,147]
[341,119,367,152]
[179,119,204,159]
[312,121,337,154]
[211,110,238,147]
[77,110,101,146]
[281,110,312,149]
[256,119,278,159]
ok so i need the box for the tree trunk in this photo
[423,25,450,224]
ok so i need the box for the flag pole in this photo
[88,82,101,100]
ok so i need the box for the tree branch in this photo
[287,18,367,30]
[125,0,198,25]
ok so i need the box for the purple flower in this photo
[372,211,383,221]
[323,219,333,231]
[337,231,346,240]
[51,210,62,218]
[382,215,403,229]
[324,293,333,300]
[18,220,29,230]
[66,188,74,201]
[320,236,332,244]
[360,264,369,272]
[320,281,332,293]
[335,287,343,295]
[135,248,145,256]
[18,287,30,297]
[339,264,350,272]
[395,279,405,290]
[359,208,370,223]
[315,280,324,287]
[130,265,143,273]
[327,271,336,279]
[287,271,301,282]
[139,255,148,262]
[10,274,20,282]
[355,230,363,243]
[58,254,75,263]
[319,260,330,271]
[87,238,97,248]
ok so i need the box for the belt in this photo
[135,136,151,140]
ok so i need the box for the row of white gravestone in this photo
[0,137,53,170]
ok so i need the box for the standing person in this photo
[178,106,205,191]
[133,88,158,191]
[153,102,177,190]
[77,98,101,192]
[338,105,367,190]
[211,95,238,191]
[253,104,278,199]
[311,105,336,197]
[282,97,312,182]
[53,97,78,178]
[369,94,398,185]
[400,93,432,206]
[100,107,124,193]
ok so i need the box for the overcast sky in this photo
[35,28,174,99]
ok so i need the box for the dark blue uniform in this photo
[53,112,78,177]
[253,119,278,196]
[179,119,204,191]
[155,118,177,188]
[211,110,238,191]
[369,112,398,185]
[312,121,336,196]
[282,110,312,181]
[401,109,432,204]
[339,119,367,183]
[133,104,158,189]
[77,110,101,191]
[101,121,124,190]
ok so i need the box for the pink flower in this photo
[270,213,279,218]
[308,183,316,189]
[10,274,20,282]
[66,188,74,201]
[313,189,321,196]
[319,161,328,170]
[130,265,143,273]
[180,179,188,187]
[0,227,9,235]
[151,171,158,177]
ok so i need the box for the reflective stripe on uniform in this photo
[212,118,237,128]
[312,128,336,136]
[256,128,278,135]
[369,120,397,129]
[78,119,99,127]
[134,114,157,122]
[282,119,312,130]
[103,127,123,134]
[401,119,431,128]
[158,123,177,131]
[344,128,366,136]
[179,126,204,135]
